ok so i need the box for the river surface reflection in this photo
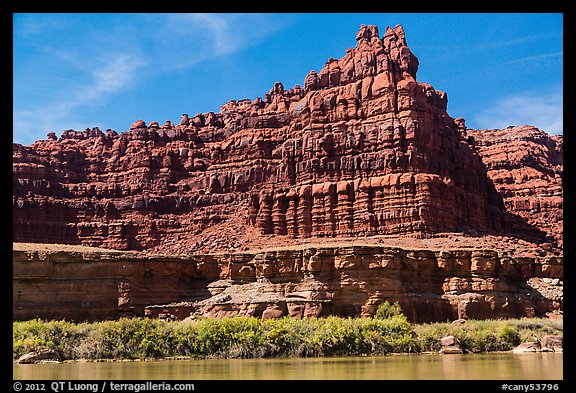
[14,353,563,380]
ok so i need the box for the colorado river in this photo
[14,352,562,380]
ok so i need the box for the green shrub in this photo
[413,318,559,353]
[413,322,451,352]
[12,316,562,361]
[374,301,403,319]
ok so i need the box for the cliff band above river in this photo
[13,242,563,323]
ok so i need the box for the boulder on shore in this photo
[439,335,463,354]
[17,348,61,364]
[541,335,563,352]
[512,342,541,353]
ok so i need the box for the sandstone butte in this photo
[12,24,563,323]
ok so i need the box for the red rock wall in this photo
[13,24,514,251]
[13,245,563,323]
[467,126,563,248]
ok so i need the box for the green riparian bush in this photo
[13,316,561,361]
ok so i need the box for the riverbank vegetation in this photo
[13,310,562,361]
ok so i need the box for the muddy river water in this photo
[14,352,563,380]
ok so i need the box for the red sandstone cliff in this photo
[12,24,560,255]
[13,243,563,323]
[466,125,563,249]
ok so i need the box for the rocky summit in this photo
[12,24,562,322]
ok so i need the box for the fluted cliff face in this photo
[467,126,563,249]
[13,243,562,323]
[13,24,516,252]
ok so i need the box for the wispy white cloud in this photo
[155,13,284,71]
[183,13,232,55]
[499,51,562,67]
[419,30,562,69]
[473,88,563,134]
[13,13,286,144]
[13,53,145,141]
[13,109,93,143]
[87,54,145,101]
[13,13,76,40]
[473,32,561,50]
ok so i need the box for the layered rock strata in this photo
[13,24,517,252]
[467,125,563,248]
[13,244,562,323]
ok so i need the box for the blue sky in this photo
[13,13,563,145]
